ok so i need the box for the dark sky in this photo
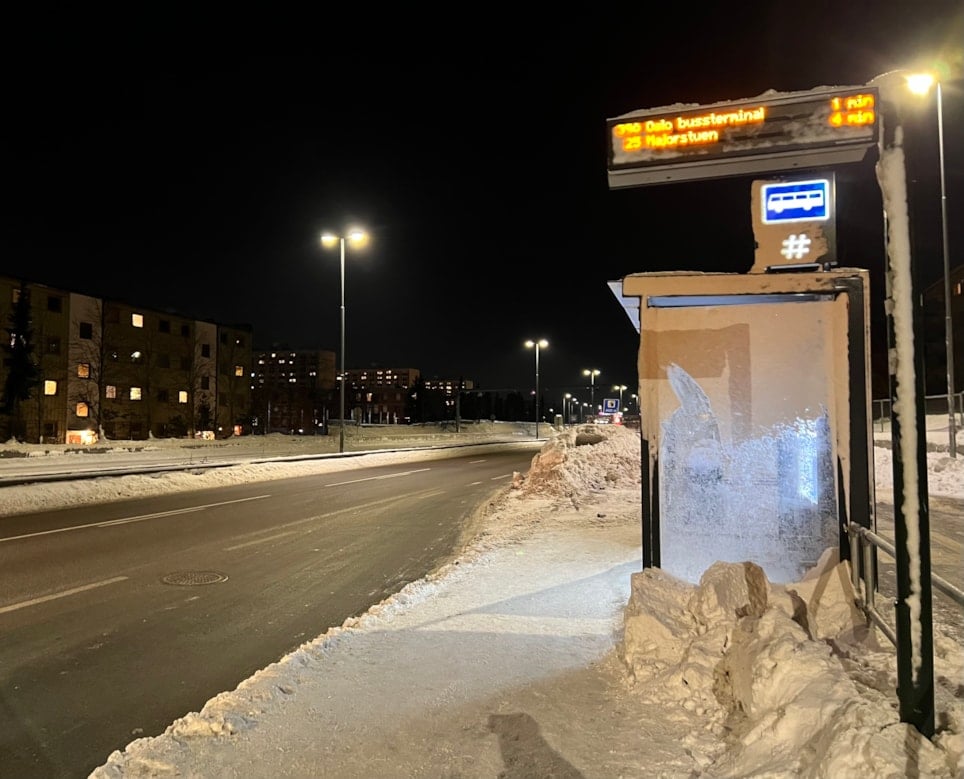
[5,6,963,399]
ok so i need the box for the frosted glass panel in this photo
[623,269,869,588]
[659,363,838,584]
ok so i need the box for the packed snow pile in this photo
[620,552,962,777]
[515,424,642,504]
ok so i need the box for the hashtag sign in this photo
[781,233,812,260]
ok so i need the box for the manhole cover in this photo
[160,570,229,586]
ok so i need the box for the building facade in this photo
[251,348,337,433]
[921,264,964,407]
[347,367,421,424]
[1,276,253,443]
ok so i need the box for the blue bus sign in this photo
[602,398,619,414]
[762,179,830,224]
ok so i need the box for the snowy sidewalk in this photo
[91,516,683,778]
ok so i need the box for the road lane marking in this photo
[0,576,128,614]
[224,491,445,549]
[325,468,431,487]
[225,530,299,551]
[0,496,270,543]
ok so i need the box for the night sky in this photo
[6,6,962,401]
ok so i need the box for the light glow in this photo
[905,73,935,96]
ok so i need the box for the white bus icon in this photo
[767,189,824,213]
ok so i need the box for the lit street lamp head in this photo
[321,229,369,249]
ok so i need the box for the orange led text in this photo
[613,106,766,153]
[828,93,876,128]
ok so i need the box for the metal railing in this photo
[846,522,964,646]
[872,392,963,433]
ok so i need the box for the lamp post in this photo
[321,228,368,453]
[525,339,548,439]
[583,369,601,419]
[613,384,627,410]
[563,393,572,426]
[907,72,957,457]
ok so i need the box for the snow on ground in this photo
[2,422,962,776]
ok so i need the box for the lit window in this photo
[234,365,244,377]
[132,313,144,328]
[178,390,188,404]
[106,385,117,399]
[76,402,89,417]
[77,363,91,379]
[130,387,142,400]
[44,380,57,396]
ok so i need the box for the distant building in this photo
[345,367,421,424]
[250,348,336,433]
[921,264,964,406]
[0,275,253,443]
[250,361,478,427]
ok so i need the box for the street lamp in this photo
[583,369,601,419]
[525,339,548,439]
[563,393,572,426]
[613,384,627,410]
[907,71,956,457]
[321,228,368,453]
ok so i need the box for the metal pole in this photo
[339,238,346,454]
[937,82,957,457]
[877,77,936,738]
[534,343,540,439]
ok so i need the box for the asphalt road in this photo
[0,447,536,779]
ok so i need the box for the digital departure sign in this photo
[607,86,879,188]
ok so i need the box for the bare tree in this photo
[70,298,108,438]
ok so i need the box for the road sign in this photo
[602,398,619,414]
[750,174,836,271]
[762,179,830,224]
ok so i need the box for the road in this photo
[0,447,536,779]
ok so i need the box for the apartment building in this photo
[250,348,337,433]
[250,358,421,431]
[347,367,421,424]
[250,358,480,430]
[921,264,964,404]
[0,276,253,443]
